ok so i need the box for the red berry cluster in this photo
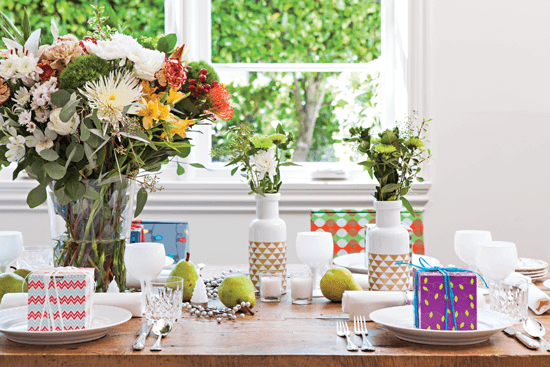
[188,68,219,98]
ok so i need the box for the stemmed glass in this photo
[296,232,333,297]
[125,242,166,314]
[476,241,518,282]
[454,230,492,271]
[0,231,24,272]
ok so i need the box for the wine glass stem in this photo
[140,280,147,316]
[311,266,319,291]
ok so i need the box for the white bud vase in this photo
[248,193,287,292]
[366,200,411,291]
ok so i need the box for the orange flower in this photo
[137,98,170,130]
[163,59,187,90]
[161,115,195,140]
[140,80,159,102]
[207,84,234,121]
[160,87,185,105]
[0,78,10,104]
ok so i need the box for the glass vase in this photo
[46,179,136,292]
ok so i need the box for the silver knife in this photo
[503,327,540,349]
[133,321,152,350]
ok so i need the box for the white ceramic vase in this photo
[248,193,287,292]
[366,200,411,291]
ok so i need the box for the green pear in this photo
[0,273,28,303]
[13,269,32,286]
[320,267,362,302]
[218,275,256,308]
[168,260,199,301]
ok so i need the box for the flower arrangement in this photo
[344,111,431,216]
[212,123,297,195]
[0,6,234,291]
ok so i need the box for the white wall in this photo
[424,0,550,266]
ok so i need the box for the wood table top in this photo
[1,264,549,367]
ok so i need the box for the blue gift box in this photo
[131,220,189,262]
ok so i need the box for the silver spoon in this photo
[150,319,173,352]
[523,317,550,351]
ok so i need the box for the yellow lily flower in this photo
[140,80,159,102]
[161,114,196,140]
[137,99,159,130]
[163,87,185,105]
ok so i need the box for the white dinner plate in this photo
[543,279,550,289]
[515,258,548,272]
[370,305,514,345]
[0,305,132,345]
[517,270,548,277]
[333,253,440,274]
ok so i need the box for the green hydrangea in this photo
[374,144,396,154]
[252,135,272,149]
[269,133,287,144]
[182,61,220,93]
[405,137,424,149]
[59,55,111,91]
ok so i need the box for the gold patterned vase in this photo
[248,193,287,292]
[367,200,411,291]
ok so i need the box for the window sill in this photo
[0,171,431,214]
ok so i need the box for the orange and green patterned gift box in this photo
[310,209,425,257]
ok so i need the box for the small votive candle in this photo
[290,272,313,305]
[260,271,283,303]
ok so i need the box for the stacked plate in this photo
[515,257,548,281]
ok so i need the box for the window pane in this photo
[212,0,381,63]
[1,0,164,40]
[212,70,381,162]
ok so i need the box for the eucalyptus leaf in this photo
[230,167,238,176]
[83,185,99,200]
[134,188,148,218]
[39,149,59,161]
[26,184,47,208]
[80,123,90,142]
[50,90,71,108]
[44,161,66,180]
[176,163,185,175]
[190,163,207,169]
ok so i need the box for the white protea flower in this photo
[5,135,26,162]
[18,110,32,126]
[79,70,143,133]
[12,86,31,106]
[251,149,277,179]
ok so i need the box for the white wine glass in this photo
[454,230,492,271]
[296,232,333,297]
[476,241,518,282]
[125,242,166,314]
[0,231,24,272]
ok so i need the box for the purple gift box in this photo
[416,271,477,330]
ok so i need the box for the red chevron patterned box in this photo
[27,268,94,331]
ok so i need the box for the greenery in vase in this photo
[344,111,432,216]
[212,123,297,195]
[0,7,234,290]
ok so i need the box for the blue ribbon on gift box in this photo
[397,258,487,330]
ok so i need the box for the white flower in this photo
[0,57,17,79]
[133,48,165,81]
[47,108,80,135]
[26,122,37,133]
[79,70,143,132]
[5,135,26,162]
[12,87,31,106]
[30,77,58,108]
[83,39,126,60]
[34,109,51,123]
[18,110,32,126]
[251,149,277,179]
[25,128,56,153]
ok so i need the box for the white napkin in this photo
[342,291,409,320]
[0,292,143,317]
[528,284,550,315]
[352,274,369,290]
[342,290,489,320]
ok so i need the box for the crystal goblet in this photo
[295,232,333,297]
[0,231,24,272]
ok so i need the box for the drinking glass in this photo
[488,276,528,323]
[290,271,313,305]
[0,231,24,272]
[16,246,54,271]
[454,230,492,271]
[260,271,283,303]
[145,276,184,323]
[125,242,166,314]
[476,241,518,282]
[296,232,333,297]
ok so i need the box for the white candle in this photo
[291,277,313,299]
[261,276,282,298]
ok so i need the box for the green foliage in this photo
[59,54,111,90]
[212,0,381,63]
[0,0,164,42]
[344,112,432,216]
[182,61,220,93]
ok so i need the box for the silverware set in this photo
[336,316,375,352]
[133,319,173,351]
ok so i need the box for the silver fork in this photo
[354,315,375,351]
[336,321,359,351]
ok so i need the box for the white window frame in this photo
[163,0,414,184]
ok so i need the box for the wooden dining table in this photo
[0,264,549,367]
